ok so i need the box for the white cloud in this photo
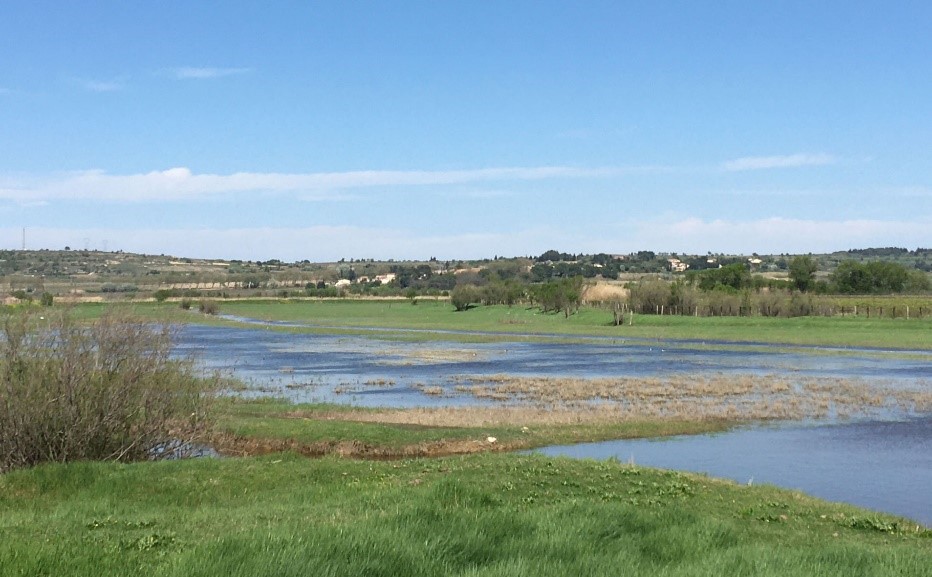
[625,217,931,254]
[77,78,124,92]
[0,225,564,262]
[897,186,932,198]
[169,67,252,79]
[722,153,836,172]
[6,216,928,262]
[0,166,619,203]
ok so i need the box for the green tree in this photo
[831,260,910,294]
[450,285,480,311]
[832,261,871,294]
[905,269,931,292]
[789,256,817,291]
[693,263,750,292]
[535,277,584,317]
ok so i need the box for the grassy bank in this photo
[2,452,929,576]
[68,299,932,349]
[211,399,734,458]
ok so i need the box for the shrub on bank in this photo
[0,310,215,473]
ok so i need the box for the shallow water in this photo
[174,323,931,524]
[535,416,932,527]
[175,325,930,407]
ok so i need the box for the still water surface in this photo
[536,417,932,526]
[174,324,931,525]
[175,325,929,407]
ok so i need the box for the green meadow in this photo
[2,451,930,577]
[70,298,932,349]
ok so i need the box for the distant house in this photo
[667,258,689,273]
[334,279,352,288]
[374,273,396,284]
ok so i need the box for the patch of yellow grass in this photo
[444,374,932,422]
[582,282,628,304]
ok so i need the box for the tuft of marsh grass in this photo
[447,374,932,422]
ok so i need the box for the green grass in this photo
[1,452,929,576]
[79,298,932,350]
[213,399,733,454]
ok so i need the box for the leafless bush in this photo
[628,280,671,314]
[704,290,742,316]
[0,310,215,473]
[198,299,219,315]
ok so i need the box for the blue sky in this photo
[1,1,929,261]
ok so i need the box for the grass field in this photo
[68,299,932,350]
[2,451,930,577]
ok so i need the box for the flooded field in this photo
[175,323,931,525]
[175,324,930,411]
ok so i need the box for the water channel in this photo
[175,323,931,525]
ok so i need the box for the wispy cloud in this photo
[76,78,124,92]
[721,153,836,172]
[6,215,929,261]
[0,225,561,261]
[0,87,11,95]
[626,216,930,254]
[168,67,252,80]
[897,185,932,198]
[0,166,619,203]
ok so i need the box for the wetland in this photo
[175,317,931,524]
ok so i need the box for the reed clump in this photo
[446,374,931,421]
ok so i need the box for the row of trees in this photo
[450,277,583,317]
[625,280,846,317]
[687,257,929,295]
[831,260,928,294]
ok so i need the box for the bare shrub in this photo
[704,290,741,316]
[756,290,787,317]
[198,299,219,315]
[668,281,699,315]
[0,310,215,473]
[628,280,670,314]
